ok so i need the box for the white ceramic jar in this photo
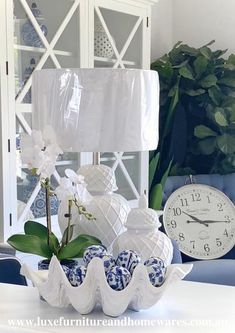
[112,196,173,265]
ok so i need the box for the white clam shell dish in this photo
[21,256,193,317]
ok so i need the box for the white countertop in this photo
[0,280,235,333]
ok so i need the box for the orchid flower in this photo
[20,126,62,180]
[65,169,92,204]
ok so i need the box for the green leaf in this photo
[198,138,216,155]
[199,74,217,88]
[217,134,235,154]
[227,54,235,65]
[150,184,163,211]
[214,111,228,127]
[208,86,221,105]
[58,235,102,260]
[24,221,59,253]
[7,234,52,258]
[219,77,235,88]
[164,78,180,134]
[179,66,194,80]
[193,56,208,78]
[172,59,189,69]
[184,89,205,96]
[199,46,212,60]
[160,160,173,188]
[151,60,173,84]
[149,152,160,188]
[194,125,217,138]
[202,40,215,48]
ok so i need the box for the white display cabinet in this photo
[0,0,158,241]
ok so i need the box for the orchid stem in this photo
[66,199,73,245]
[45,178,52,246]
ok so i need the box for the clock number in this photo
[225,215,231,223]
[190,240,195,249]
[223,229,229,237]
[207,196,211,204]
[217,203,223,212]
[173,207,182,216]
[191,193,201,202]
[204,244,210,253]
[170,220,177,229]
[180,198,189,207]
[179,233,185,241]
[216,238,222,247]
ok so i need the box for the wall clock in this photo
[163,184,235,259]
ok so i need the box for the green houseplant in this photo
[150,40,235,210]
[7,127,102,261]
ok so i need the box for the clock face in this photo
[163,184,235,259]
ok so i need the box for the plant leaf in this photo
[199,74,217,88]
[208,86,221,105]
[217,134,235,154]
[214,111,228,127]
[7,234,52,258]
[219,77,235,88]
[227,54,235,65]
[184,89,205,96]
[58,235,102,260]
[199,46,212,60]
[150,183,163,211]
[149,152,160,188]
[24,220,59,253]
[198,138,216,155]
[193,56,208,78]
[194,125,217,138]
[179,66,194,80]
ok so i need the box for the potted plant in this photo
[150,40,235,210]
[7,127,102,265]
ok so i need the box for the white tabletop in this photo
[0,281,235,333]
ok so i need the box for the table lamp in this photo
[32,68,159,249]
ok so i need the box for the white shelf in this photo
[14,44,74,57]
[94,56,137,66]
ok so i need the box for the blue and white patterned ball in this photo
[83,245,107,265]
[144,257,167,287]
[144,257,166,273]
[106,266,131,291]
[68,265,87,287]
[116,250,141,274]
[98,254,116,273]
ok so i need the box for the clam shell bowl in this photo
[21,256,192,317]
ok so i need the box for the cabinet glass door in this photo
[13,0,81,226]
[93,0,149,207]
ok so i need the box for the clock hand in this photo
[201,220,230,224]
[186,220,209,227]
[182,211,203,222]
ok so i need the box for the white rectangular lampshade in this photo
[32,68,159,152]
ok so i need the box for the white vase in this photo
[58,165,130,251]
[113,195,173,265]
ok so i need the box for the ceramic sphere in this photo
[83,245,107,265]
[106,266,131,291]
[116,250,141,274]
[69,265,87,287]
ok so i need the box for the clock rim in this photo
[163,183,235,260]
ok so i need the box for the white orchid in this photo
[54,177,75,202]
[20,127,62,180]
[55,169,95,222]
[63,169,92,204]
